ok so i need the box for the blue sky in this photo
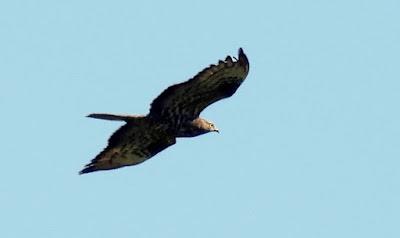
[1,0,399,237]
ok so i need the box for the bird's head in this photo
[195,118,219,133]
[207,121,219,133]
[176,118,219,137]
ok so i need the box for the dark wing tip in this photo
[79,164,98,175]
[79,167,92,175]
[238,48,249,72]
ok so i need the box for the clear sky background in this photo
[1,0,399,237]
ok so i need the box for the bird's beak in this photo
[214,128,219,133]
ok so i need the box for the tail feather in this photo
[87,113,143,122]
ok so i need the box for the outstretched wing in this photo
[80,119,176,174]
[149,48,249,125]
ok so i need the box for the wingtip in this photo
[79,166,94,175]
[79,169,87,175]
[238,47,246,58]
[237,47,249,71]
[79,163,99,174]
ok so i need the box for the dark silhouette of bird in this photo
[80,48,249,174]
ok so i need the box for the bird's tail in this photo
[87,113,145,122]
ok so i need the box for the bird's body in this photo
[80,48,249,174]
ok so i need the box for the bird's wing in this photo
[149,48,249,125]
[80,119,175,174]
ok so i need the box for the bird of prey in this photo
[80,48,249,174]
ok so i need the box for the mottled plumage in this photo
[80,48,249,174]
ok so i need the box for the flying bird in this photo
[80,48,250,174]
